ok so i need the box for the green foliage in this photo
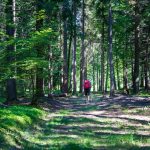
[0,106,46,148]
[59,142,92,150]
[137,91,150,97]
[36,9,46,21]
[30,28,53,45]
[0,97,6,103]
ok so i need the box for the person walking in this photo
[84,79,91,103]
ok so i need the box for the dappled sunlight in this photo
[0,106,46,149]
[22,95,150,149]
[0,95,150,149]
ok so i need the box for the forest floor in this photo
[1,94,150,149]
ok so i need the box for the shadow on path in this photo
[6,94,150,149]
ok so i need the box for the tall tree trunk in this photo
[133,0,140,94]
[72,0,77,94]
[108,4,115,96]
[97,55,99,91]
[116,56,120,90]
[113,64,117,90]
[5,0,17,103]
[123,31,129,94]
[48,45,53,94]
[115,39,120,90]
[105,52,109,92]
[123,62,129,94]
[62,19,68,93]
[67,7,73,92]
[84,52,87,80]
[144,27,150,91]
[67,31,72,92]
[93,47,95,92]
[100,2,105,95]
[35,1,44,97]
[31,0,44,105]
[140,65,144,88]
[62,0,68,93]
[59,11,63,91]
[80,0,85,93]
[0,1,5,97]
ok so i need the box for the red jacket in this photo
[84,80,91,89]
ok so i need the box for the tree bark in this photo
[93,46,95,92]
[62,0,68,93]
[31,0,44,105]
[133,0,140,94]
[48,45,53,94]
[123,30,129,94]
[140,65,144,88]
[80,0,85,93]
[144,27,150,91]
[67,5,73,92]
[100,2,105,95]
[105,52,109,92]
[116,58,120,90]
[5,0,17,103]
[72,0,77,94]
[108,4,115,96]
[35,1,44,97]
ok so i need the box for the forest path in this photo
[22,94,150,149]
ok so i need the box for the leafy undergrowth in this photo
[0,97,6,103]
[137,91,150,97]
[0,105,46,149]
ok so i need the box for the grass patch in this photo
[0,105,46,149]
[137,91,150,97]
[123,106,150,115]
[56,109,71,115]
[59,142,92,150]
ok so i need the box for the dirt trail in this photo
[23,94,150,149]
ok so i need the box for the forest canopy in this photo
[0,0,149,104]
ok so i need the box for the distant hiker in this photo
[84,79,91,103]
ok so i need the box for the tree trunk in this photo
[62,0,68,93]
[31,0,44,105]
[80,0,85,93]
[5,0,17,103]
[100,2,105,95]
[35,1,44,98]
[67,7,73,92]
[144,28,150,91]
[140,65,144,88]
[97,55,99,91]
[113,65,117,90]
[116,53,120,90]
[133,0,140,94]
[93,47,95,92]
[59,11,63,92]
[48,45,53,94]
[108,4,115,96]
[62,20,68,93]
[72,0,77,94]
[123,30,129,94]
[105,52,109,92]
[6,79,17,102]
[123,62,129,94]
